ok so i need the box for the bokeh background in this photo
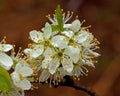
[0,0,120,96]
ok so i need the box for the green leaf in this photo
[55,5,64,31]
[0,66,12,92]
[51,25,59,32]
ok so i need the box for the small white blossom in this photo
[24,22,52,58]
[41,47,74,75]
[0,40,13,70]
[11,61,33,90]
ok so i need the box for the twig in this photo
[40,76,99,96]
[58,76,99,96]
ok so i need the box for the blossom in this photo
[0,39,13,70]
[24,22,52,58]
[41,46,77,74]
[11,61,33,90]
[38,45,80,84]
[24,6,100,85]
[25,23,51,58]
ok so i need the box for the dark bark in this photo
[40,76,99,96]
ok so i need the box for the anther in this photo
[76,15,78,19]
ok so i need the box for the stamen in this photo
[64,11,73,23]
[82,25,91,30]
[76,15,79,19]
[1,36,6,44]
[31,85,39,90]
[19,74,24,80]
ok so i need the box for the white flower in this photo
[24,22,52,58]
[41,46,79,75]
[0,43,13,70]
[24,44,44,58]
[11,61,33,90]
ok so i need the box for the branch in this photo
[40,76,99,96]
[58,76,99,96]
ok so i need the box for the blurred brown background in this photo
[0,0,120,96]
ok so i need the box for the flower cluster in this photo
[0,37,33,96]
[24,6,100,85]
[0,5,100,96]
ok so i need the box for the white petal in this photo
[0,44,13,52]
[59,67,72,77]
[18,66,33,77]
[15,61,28,71]
[43,47,54,58]
[0,53,13,70]
[63,24,72,28]
[48,57,60,74]
[23,48,32,55]
[71,19,81,32]
[74,30,89,43]
[42,58,52,69]
[62,31,73,38]
[11,72,20,85]
[31,44,44,58]
[39,70,50,82]
[82,36,94,47]
[64,46,80,63]
[30,30,43,43]
[43,23,52,39]
[61,57,73,73]
[51,35,68,49]
[18,79,31,90]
